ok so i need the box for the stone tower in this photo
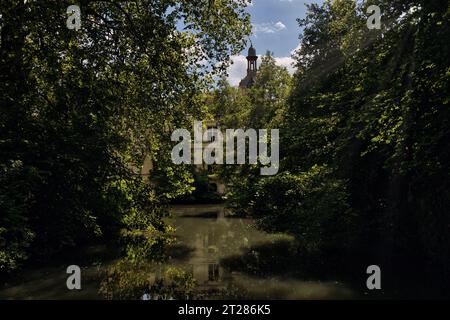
[239,44,258,88]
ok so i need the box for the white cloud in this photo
[274,56,295,74]
[274,21,286,31]
[227,55,248,86]
[252,21,286,34]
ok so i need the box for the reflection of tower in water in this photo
[203,226,217,250]
[208,263,220,282]
[186,210,231,292]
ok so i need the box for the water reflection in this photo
[0,204,358,299]
[165,204,357,299]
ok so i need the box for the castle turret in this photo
[239,45,258,88]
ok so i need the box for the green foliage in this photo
[212,0,450,288]
[0,0,250,272]
[0,162,35,271]
[208,53,292,191]
[288,0,450,261]
[209,53,291,129]
[99,262,196,300]
[244,166,354,253]
[177,169,222,202]
[275,0,450,279]
[247,52,292,128]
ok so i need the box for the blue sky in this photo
[227,0,324,85]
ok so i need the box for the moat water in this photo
[0,204,359,299]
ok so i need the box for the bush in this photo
[249,166,355,254]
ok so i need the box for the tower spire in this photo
[239,44,258,88]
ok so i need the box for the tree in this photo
[0,0,251,272]
[222,0,450,293]
[210,52,292,214]
[247,52,291,129]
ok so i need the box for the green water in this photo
[0,204,358,300]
